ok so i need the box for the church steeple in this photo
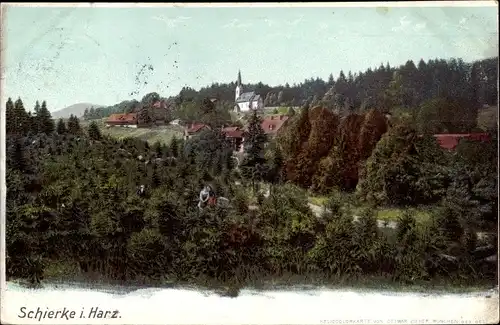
[235,70,243,101]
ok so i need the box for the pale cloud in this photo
[413,22,427,32]
[222,19,252,29]
[266,32,282,39]
[392,16,430,34]
[264,18,279,27]
[152,15,191,28]
[318,22,329,31]
[451,36,489,58]
[439,21,449,29]
[457,17,469,30]
[289,15,304,26]
[391,15,412,32]
[438,16,470,33]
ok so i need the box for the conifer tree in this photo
[358,109,389,161]
[67,115,82,134]
[138,107,151,126]
[267,145,284,184]
[5,98,15,134]
[88,121,102,140]
[151,165,161,188]
[242,111,267,164]
[15,98,29,130]
[25,112,36,135]
[152,141,163,157]
[8,98,29,135]
[306,107,340,180]
[170,137,179,158]
[56,119,67,134]
[241,111,268,193]
[7,136,27,172]
[38,101,55,134]
[33,101,41,133]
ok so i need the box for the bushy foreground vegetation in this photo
[6,102,497,290]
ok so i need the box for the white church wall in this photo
[238,102,251,112]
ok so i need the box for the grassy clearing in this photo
[477,105,498,131]
[308,194,433,225]
[79,118,184,145]
[101,127,184,145]
[308,195,329,206]
[372,206,432,225]
[264,106,295,115]
[79,118,106,128]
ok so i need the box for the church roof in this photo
[236,91,255,103]
[236,91,261,103]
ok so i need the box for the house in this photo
[222,126,244,151]
[151,99,171,125]
[261,114,289,137]
[184,123,210,140]
[433,133,492,150]
[234,70,264,112]
[170,119,182,126]
[106,113,138,128]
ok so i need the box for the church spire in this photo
[235,70,243,101]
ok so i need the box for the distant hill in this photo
[52,103,104,119]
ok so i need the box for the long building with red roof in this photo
[433,133,492,150]
[106,113,138,128]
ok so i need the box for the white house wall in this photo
[251,98,264,110]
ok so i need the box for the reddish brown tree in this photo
[283,106,312,184]
[358,109,389,161]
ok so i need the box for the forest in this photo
[82,56,498,123]
[5,55,498,291]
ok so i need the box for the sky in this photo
[2,3,498,112]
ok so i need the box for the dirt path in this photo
[249,202,399,229]
[307,203,496,239]
[308,203,398,229]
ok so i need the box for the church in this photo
[234,70,264,112]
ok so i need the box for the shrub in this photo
[356,123,449,206]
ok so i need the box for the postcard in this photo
[1,2,499,324]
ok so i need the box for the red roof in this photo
[152,100,167,109]
[107,113,138,124]
[261,115,289,135]
[433,133,492,150]
[222,126,243,138]
[185,123,209,134]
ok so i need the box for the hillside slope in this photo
[85,118,184,144]
[52,103,104,119]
